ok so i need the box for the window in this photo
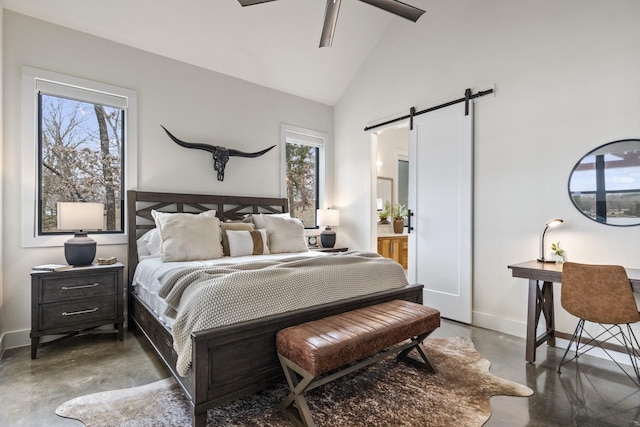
[281,124,328,228]
[38,93,124,234]
[22,67,137,247]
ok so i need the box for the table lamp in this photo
[317,208,340,248]
[537,218,563,263]
[58,202,104,266]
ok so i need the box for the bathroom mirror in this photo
[376,177,393,211]
[568,139,640,226]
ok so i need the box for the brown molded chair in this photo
[558,262,640,386]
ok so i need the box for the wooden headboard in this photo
[126,190,289,283]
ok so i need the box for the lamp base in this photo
[320,228,336,248]
[536,257,556,263]
[64,233,97,266]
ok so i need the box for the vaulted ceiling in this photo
[3,0,428,105]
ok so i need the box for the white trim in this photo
[280,123,328,209]
[21,67,137,247]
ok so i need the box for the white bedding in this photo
[131,251,328,328]
[156,251,409,376]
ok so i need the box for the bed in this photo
[126,190,424,427]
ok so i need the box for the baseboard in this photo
[0,327,119,357]
[0,332,5,360]
[2,329,32,353]
[472,310,526,339]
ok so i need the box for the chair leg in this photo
[618,324,640,387]
[558,319,585,374]
[558,320,640,387]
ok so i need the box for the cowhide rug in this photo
[55,336,533,426]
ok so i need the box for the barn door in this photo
[408,101,473,323]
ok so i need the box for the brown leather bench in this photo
[276,300,441,426]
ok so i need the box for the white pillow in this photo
[251,212,291,229]
[263,215,308,254]
[226,229,270,257]
[221,222,255,256]
[137,228,162,258]
[151,210,223,262]
[137,232,151,258]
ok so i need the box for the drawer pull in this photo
[62,308,99,316]
[61,283,99,290]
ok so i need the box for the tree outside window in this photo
[39,94,124,234]
[285,142,319,227]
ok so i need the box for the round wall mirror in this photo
[568,139,640,226]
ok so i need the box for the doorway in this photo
[372,126,409,269]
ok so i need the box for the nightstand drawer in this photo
[40,296,117,330]
[40,273,117,303]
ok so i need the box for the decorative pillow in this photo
[226,229,270,257]
[251,212,291,229]
[263,215,308,254]
[221,222,255,256]
[151,210,223,262]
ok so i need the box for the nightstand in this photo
[310,247,349,253]
[30,262,125,359]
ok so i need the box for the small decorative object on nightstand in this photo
[30,262,124,359]
[306,235,320,248]
[317,208,340,248]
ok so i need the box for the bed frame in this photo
[126,190,424,427]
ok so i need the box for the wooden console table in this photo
[508,260,640,363]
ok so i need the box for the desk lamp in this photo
[58,202,104,266]
[317,208,340,248]
[537,218,563,263]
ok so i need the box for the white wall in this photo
[0,1,5,356]
[1,11,333,348]
[334,0,640,338]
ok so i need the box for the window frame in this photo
[280,123,328,229]
[21,66,137,248]
[37,92,126,236]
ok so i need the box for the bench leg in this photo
[397,331,437,373]
[277,331,438,426]
[279,355,317,427]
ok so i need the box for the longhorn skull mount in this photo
[161,125,276,181]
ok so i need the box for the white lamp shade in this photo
[57,202,104,231]
[317,209,340,227]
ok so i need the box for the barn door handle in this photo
[407,209,415,234]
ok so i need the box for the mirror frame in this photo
[567,138,640,227]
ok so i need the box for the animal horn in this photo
[161,125,219,153]
[229,145,276,157]
[161,125,276,157]
[161,125,276,182]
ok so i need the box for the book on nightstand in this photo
[31,264,73,272]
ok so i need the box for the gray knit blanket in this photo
[157,251,408,376]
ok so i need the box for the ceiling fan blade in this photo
[358,0,425,22]
[237,0,278,6]
[319,0,342,48]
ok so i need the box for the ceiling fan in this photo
[237,0,425,47]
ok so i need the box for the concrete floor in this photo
[1,321,639,427]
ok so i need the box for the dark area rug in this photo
[55,336,533,426]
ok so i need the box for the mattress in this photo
[131,251,327,328]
